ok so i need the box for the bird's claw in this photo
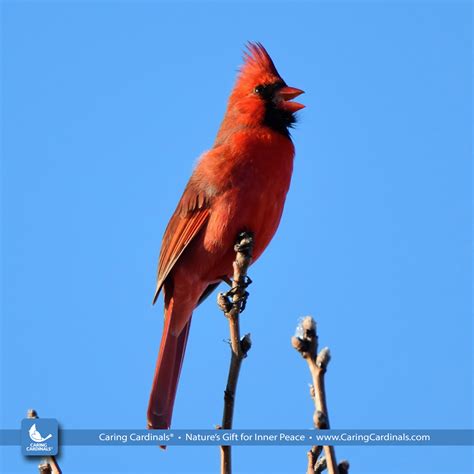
[239,291,250,313]
[218,232,254,314]
[223,286,250,313]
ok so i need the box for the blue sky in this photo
[1,1,472,473]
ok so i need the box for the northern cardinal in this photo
[148,43,304,430]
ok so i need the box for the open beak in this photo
[277,86,305,112]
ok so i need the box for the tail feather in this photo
[147,300,192,430]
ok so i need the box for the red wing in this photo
[152,181,211,304]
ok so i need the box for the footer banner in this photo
[1,428,473,448]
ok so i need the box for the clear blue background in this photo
[1,1,472,473]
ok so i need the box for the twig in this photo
[38,462,52,474]
[217,231,254,474]
[27,409,62,474]
[338,460,350,474]
[314,456,327,474]
[292,317,346,474]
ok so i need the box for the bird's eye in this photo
[254,85,265,95]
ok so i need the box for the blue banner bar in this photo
[2,429,473,446]
[0,430,21,446]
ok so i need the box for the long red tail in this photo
[147,300,192,430]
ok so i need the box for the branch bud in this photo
[338,459,350,473]
[217,293,232,313]
[316,347,331,370]
[314,410,328,429]
[240,333,252,355]
[294,316,318,358]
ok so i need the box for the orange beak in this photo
[277,86,305,112]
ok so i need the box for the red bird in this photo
[148,43,304,430]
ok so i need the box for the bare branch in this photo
[292,318,347,474]
[307,446,323,474]
[218,232,254,474]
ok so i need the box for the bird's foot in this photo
[234,231,254,254]
[222,275,252,313]
[217,231,254,314]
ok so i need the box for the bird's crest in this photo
[238,42,282,83]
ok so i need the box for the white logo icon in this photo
[29,424,53,443]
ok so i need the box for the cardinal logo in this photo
[21,418,58,456]
[28,423,53,443]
